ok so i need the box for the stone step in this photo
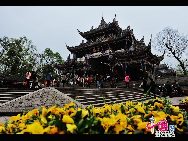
[107,95,116,98]
[0,93,14,96]
[2,91,29,94]
[88,101,96,103]
[83,92,93,95]
[96,99,105,102]
[111,97,119,100]
[75,99,85,101]
[118,94,125,97]
[93,95,100,97]
[97,97,105,99]
[80,101,88,105]
[0,99,9,103]
[104,98,111,101]
[86,97,96,100]
[0,96,13,99]
[116,99,123,102]
[105,101,112,104]
[106,93,114,95]
[127,95,134,97]
[76,96,85,98]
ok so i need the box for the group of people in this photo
[24,71,39,89]
[160,80,184,97]
[139,75,184,97]
[24,71,58,89]
[23,70,184,98]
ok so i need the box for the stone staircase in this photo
[0,86,159,108]
[0,88,34,105]
[56,87,159,107]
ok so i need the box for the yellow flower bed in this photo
[0,97,188,134]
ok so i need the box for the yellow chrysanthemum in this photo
[135,105,145,114]
[40,115,47,124]
[103,104,112,113]
[125,101,134,107]
[64,102,75,109]
[50,126,58,134]
[155,97,164,103]
[26,109,39,118]
[48,106,61,116]
[20,121,44,134]
[137,122,148,130]
[128,132,133,134]
[152,111,167,123]
[62,115,74,124]
[92,108,101,116]
[0,126,5,133]
[126,125,134,131]
[41,106,48,117]
[21,115,29,121]
[171,106,179,113]
[177,113,184,126]
[129,108,136,113]
[18,123,26,130]
[66,124,77,133]
[68,108,77,117]
[9,114,21,122]
[81,109,89,118]
[114,123,125,134]
[154,102,164,108]
[131,115,142,125]
[100,117,117,133]
[7,123,16,133]
[112,104,121,111]
[170,115,178,121]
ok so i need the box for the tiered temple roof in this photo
[65,16,164,72]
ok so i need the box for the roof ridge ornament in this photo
[113,14,117,22]
[140,36,144,42]
[77,29,81,33]
[99,16,107,28]
[127,26,130,30]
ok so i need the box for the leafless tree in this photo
[154,27,188,75]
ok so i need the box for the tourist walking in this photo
[30,71,37,89]
[124,74,130,88]
[164,81,172,97]
[46,73,52,87]
[142,77,148,93]
[25,71,31,89]
[96,74,101,88]
[110,75,117,88]
[172,80,184,97]
[149,78,156,97]
[61,74,66,87]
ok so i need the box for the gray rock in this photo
[0,87,85,113]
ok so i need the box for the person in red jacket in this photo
[124,74,130,88]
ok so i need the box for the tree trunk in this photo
[165,44,187,75]
[171,52,187,75]
[179,61,187,75]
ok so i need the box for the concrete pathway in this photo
[168,96,187,105]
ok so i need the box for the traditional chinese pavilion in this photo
[62,16,164,81]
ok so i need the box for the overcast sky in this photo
[0,6,188,68]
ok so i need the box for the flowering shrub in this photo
[0,97,188,134]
